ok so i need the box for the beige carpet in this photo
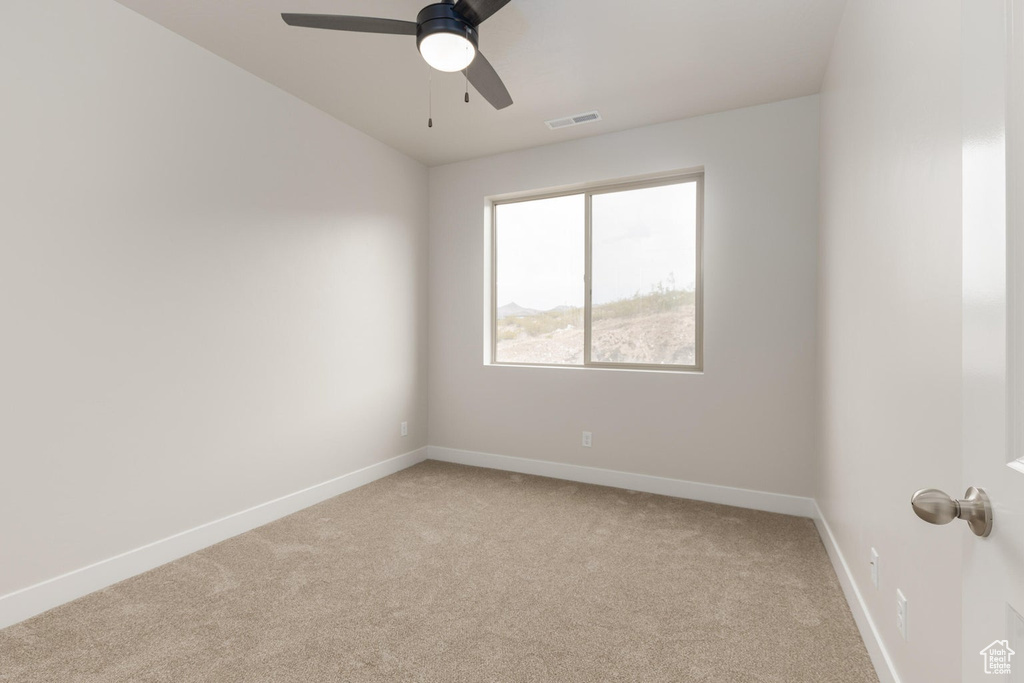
[0,461,877,682]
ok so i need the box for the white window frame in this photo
[490,170,705,372]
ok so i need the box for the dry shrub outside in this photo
[496,288,696,366]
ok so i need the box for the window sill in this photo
[484,362,704,375]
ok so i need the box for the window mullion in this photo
[490,201,498,365]
[584,192,593,367]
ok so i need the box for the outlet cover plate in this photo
[896,589,908,640]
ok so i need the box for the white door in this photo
[961,1,1024,681]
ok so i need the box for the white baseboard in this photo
[813,502,900,683]
[426,446,817,518]
[0,447,428,630]
[1,443,894,683]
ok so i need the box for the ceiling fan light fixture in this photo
[281,0,513,110]
[415,3,479,73]
[419,32,476,72]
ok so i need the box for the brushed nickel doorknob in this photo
[911,487,992,537]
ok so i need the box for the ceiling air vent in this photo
[545,110,603,131]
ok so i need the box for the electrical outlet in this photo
[896,589,908,640]
[870,548,880,589]
[582,431,592,447]
[401,421,408,437]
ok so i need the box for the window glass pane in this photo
[590,182,698,366]
[495,194,585,365]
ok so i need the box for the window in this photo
[491,172,703,371]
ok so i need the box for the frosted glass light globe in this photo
[419,32,476,72]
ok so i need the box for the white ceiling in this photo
[114,0,847,166]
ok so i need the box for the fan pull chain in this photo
[464,72,469,103]
[428,70,433,128]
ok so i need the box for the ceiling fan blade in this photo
[465,52,513,110]
[281,14,418,36]
[453,0,512,26]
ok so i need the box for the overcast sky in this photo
[495,183,697,311]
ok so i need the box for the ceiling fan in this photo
[281,0,514,110]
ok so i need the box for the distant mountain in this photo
[497,302,541,319]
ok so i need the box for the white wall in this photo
[428,97,820,497]
[0,0,427,599]
[817,1,963,681]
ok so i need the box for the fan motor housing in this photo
[416,3,479,51]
